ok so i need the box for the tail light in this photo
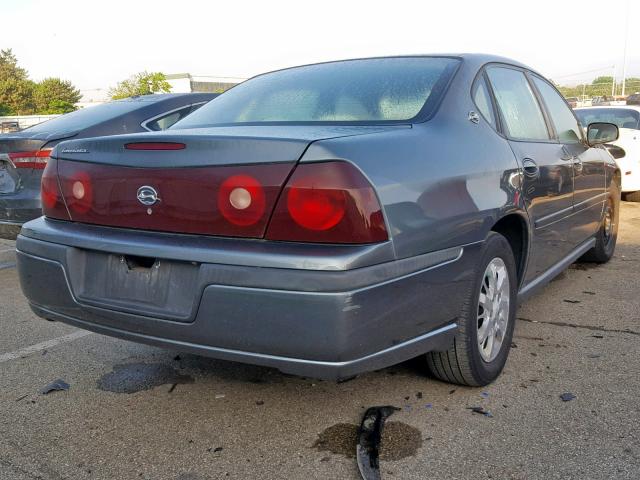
[41,159,70,219]
[9,149,52,169]
[41,158,388,244]
[218,174,266,226]
[63,170,93,214]
[266,161,388,244]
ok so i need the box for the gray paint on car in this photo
[15,54,620,379]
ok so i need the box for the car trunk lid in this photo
[48,125,401,238]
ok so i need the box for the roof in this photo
[243,54,537,83]
[113,93,217,103]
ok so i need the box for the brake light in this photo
[65,170,93,214]
[125,142,186,150]
[52,159,294,237]
[265,161,388,244]
[218,174,266,226]
[41,159,70,220]
[8,149,52,169]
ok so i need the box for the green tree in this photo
[0,48,36,114]
[34,77,81,113]
[108,71,172,100]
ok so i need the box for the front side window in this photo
[486,67,550,141]
[532,76,583,144]
[472,76,497,128]
[172,57,460,127]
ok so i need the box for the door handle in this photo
[522,158,539,178]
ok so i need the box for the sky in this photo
[1,0,638,93]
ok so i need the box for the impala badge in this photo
[137,186,159,206]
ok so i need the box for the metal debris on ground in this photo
[40,379,70,395]
[467,406,493,418]
[560,392,576,402]
[356,406,400,480]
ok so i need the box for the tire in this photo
[580,196,618,263]
[426,232,517,386]
[623,191,640,202]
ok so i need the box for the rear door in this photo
[486,65,575,283]
[530,75,606,244]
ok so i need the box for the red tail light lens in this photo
[51,159,293,237]
[218,174,266,226]
[9,149,52,169]
[64,170,93,214]
[41,158,70,219]
[266,162,388,244]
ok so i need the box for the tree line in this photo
[0,49,173,116]
[556,75,640,99]
[0,49,81,115]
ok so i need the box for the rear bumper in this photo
[0,186,42,231]
[16,219,480,379]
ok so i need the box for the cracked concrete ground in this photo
[1,203,639,480]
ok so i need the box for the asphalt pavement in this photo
[1,204,639,480]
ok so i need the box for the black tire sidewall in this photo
[463,232,518,385]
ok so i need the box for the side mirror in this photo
[587,122,619,146]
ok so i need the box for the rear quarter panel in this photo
[302,80,524,259]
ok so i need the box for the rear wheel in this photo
[623,191,640,202]
[426,232,517,386]
[580,197,618,263]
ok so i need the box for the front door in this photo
[530,75,607,245]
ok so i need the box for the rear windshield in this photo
[575,108,640,130]
[23,99,158,133]
[172,57,460,127]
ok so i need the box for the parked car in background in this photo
[591,95,627,106]
[575,106,640,201]
[627,93,640,106]
[0,93,217,237]
[17,55,620,386]
[0,121,20,133]
[565,96,579,108]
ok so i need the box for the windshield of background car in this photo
[23,100,156,133]
[171,57,460,127]
[575,108,640,130]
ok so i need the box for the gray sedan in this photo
[16,55,620,386]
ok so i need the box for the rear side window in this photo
[486,67,550,141]
[532,76,583,144]
[144,105,195,131]
[472,76,497,128]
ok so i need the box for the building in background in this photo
[166,74,244,93]
[76,88,110,109]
